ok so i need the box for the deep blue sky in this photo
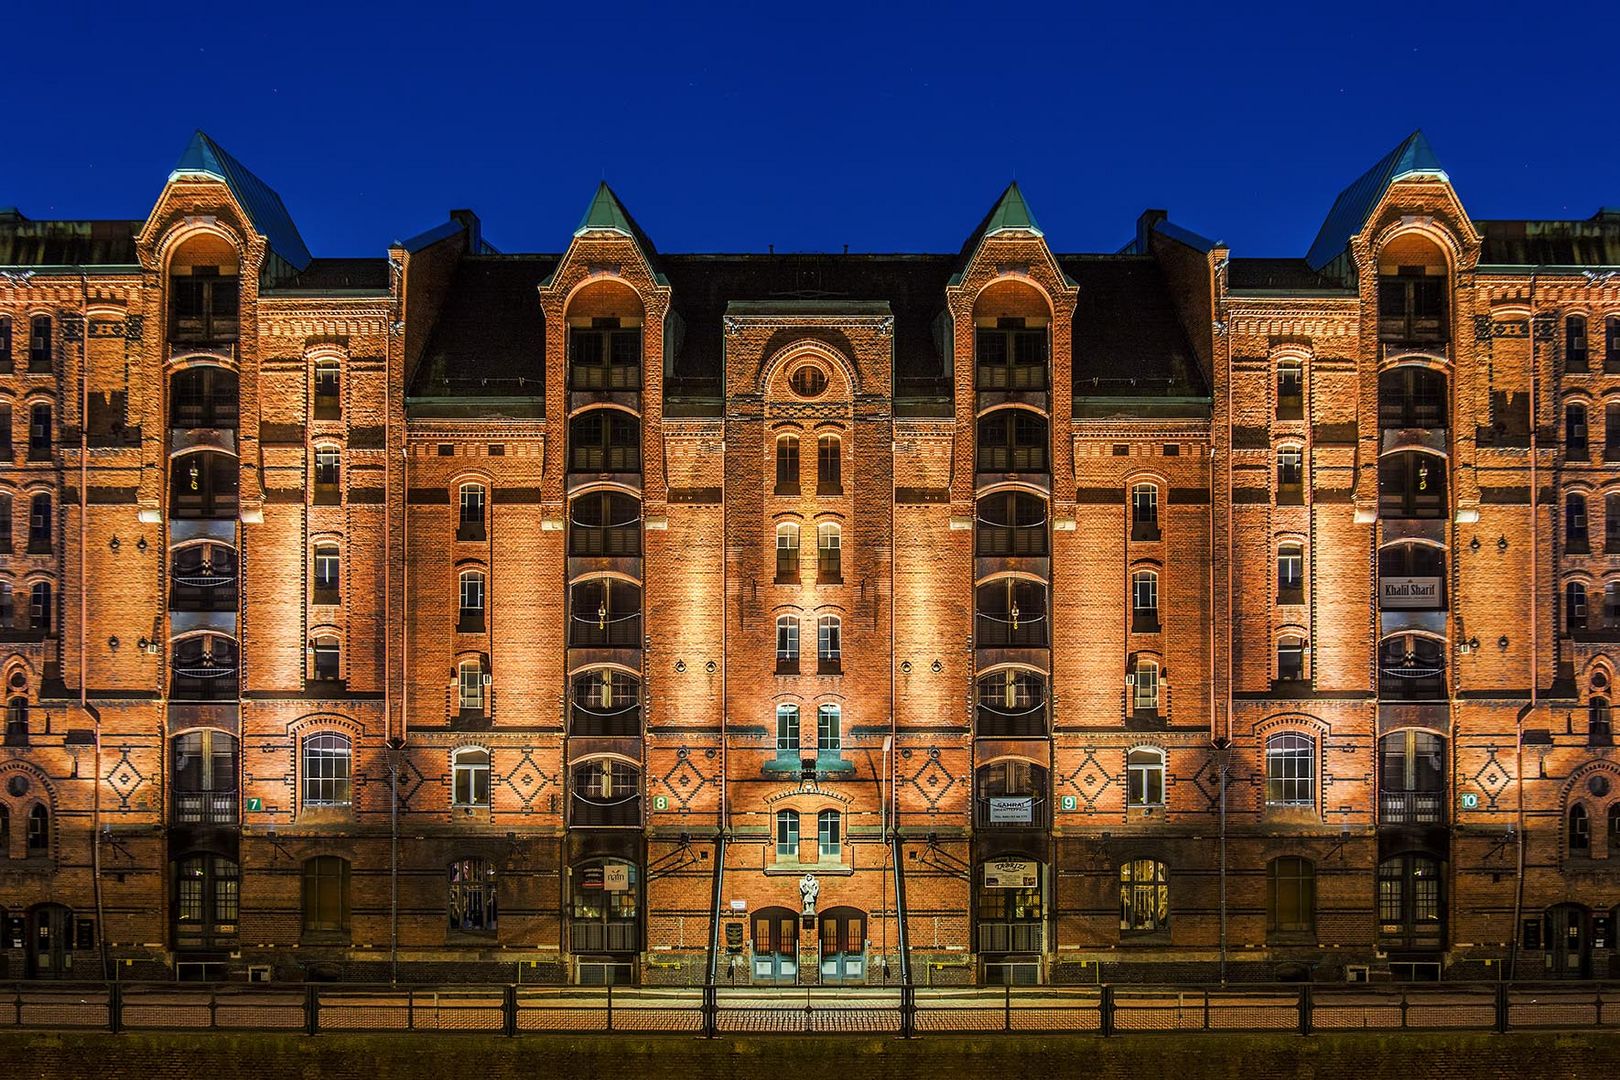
[14,2,1620,258]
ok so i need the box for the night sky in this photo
[13,1,1620,258]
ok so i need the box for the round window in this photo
[6,775,28,798]
[789,366,828,398]
[1589,775,1612,798]
[7,671,24,690]
[1594,671,1610,691]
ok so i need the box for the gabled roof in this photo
[1304,130,1447,271]
[953,182,1065,286]
[172,130,313,271]
[555,181,664,285]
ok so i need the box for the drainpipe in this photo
[1509,267,1545,979]
[889,419,910,986]
[388,736,402,982]
[706,342,730,987]
[75,268,110,981]
[1213,736,1230,986]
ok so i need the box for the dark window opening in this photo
[169,365,240,430]
[569,409,641,474]
[170,542,239,612]
[169,270,240,346]
[1377,270,1447,345]
[169,451,239,519]
[569,325,642,392]
[977,410,1049,474]
[977,490,1049,557]
[976,578,1049,648]
[569,578,642,649]
[570,491,641,557]
[975,325,1049,392]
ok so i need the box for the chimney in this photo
[1134,209,1168,254]
[450,209,482,254]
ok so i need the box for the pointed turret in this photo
[567,180,663,284]
[952,181,1050,285]
[1305,130,1447,271]
[170,130,312,271]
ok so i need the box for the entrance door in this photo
[818,907,866,984]
[26,905,73,978]
[1547,905,1592,978]
[751,907,799,984]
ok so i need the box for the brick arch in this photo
[565,398,642,422]
[758,339,859,399]
[1368,218,1467,275]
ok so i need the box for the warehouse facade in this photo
[2,130,1618,985]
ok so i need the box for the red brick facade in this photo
[2,131,1618,985]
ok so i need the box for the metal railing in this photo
[5,981,1620,1038]
[1380,790,1444,825]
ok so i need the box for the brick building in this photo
[2,129,1618,985]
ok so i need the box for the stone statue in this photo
[799,873,819,914]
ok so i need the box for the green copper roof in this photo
[981,181,1042,236]
[172,130,312,271]
[567,181,664,283]
[1305,130,1446,271]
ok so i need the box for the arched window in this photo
[458,658,485,711]
[169,451,238,519]
[171,632,238,700]
[0,493,10,555]
[1568,402,1590,456]
[458,570,486,632]
[568,408,640,473]
[975,669,1048,737]
[976,490,1048,557]
[977,409,1049,474]
[567,577,643,648]
[1606,582,1620,631]
[817,704,841,753]
[1608,403,1620,460]
[313,543,340,600]
[816,522,842,583]
[1131,569,1160,632]
[314,357,341,417]
[0,583,11,630]
[775,614,800,673]
[817,435,842,495]
[1131,484,1159,540]
[452,747,490,806]
[775,434,800,494]
[570,759,641,826]
[1567,581,1590,633]
[775,704,800,754]
[26,804,48,854]
[975,577,1049,648]
[458,483,486,541]
[789,365,828,398]
[1265,733,1315,806]
[775,522,800,582]
[1132,658,1160,714]
[1126,748,1165,807]
[448,858,497,932]
[28,582,51,633]
[1268,857,1316,935]
[1568,314,1590,371]
[0,805,8,855]
[302,856,350,934]
[1611,315,1620,369]
[1277,359,1303,419]
[4,696,26,746]
[1609,803,1620,848]
[1278,543,1304,602]
[27,403,50,460]
[570,669,641,736]
[302,733,352,807]
[775,810,800,858]
[1570,803,1591,851]
[1119,860,1168,933]
[28,492,51,553]
[1277,635,1306,682]
[312,446,341,505]
[569,490,641,557]
[1276,446,1304,504]
[1591,697,1614,747]
[1608,495,1620,553]
[311,634,340,681]
[816,615,842,674]
[1568,493,1590,550]
[818,809,842,858]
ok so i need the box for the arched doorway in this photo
[751,906,799,985]
[25,903,74,978]
[817,906,866,984]
[1546,904,1592,979]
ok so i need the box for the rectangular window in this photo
[1568,316,1589,371]
[453,751,490,806]
[0,406,10,458]
[1277,448,1304,504]
[313,546,340,599]
[314,360,341,419]
[817,436,842,495]
[817,706,841,753]
[1276,363,1303,420]
[0,316,11,371]
[1131,572,1159,632]
[302,857,350,934]
[1608,316,1620,372]
[817,523,842,583]
[1568,405,1589,456]
[1126,750,1165,807]
[1277,545,1304,603]
[775,707,799,754]
[313,448,340,505]
[817,617,842,674]
[28,315,51,372]
[775,437,799,494]
[775,526,799,582]
[312,640,340,681]
[459,664,485,711]
[1277,640,1306,682]
[1133,664,1159,713]
[1131,485,1159,541]
[458,484,486,542]
[27,405,49,460]
[776,618,799,674]
[775,811,799,858]
[818,811,841,859]
[459,573,486,631]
